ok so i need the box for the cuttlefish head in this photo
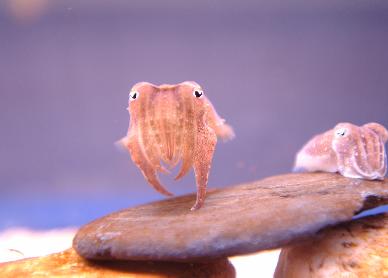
[127,81,211,128]
[331,123,357,158]
[332,122,388,179]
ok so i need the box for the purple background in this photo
[1,1,388,229]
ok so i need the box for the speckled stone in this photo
[0,248,235,278]
[73,173,388,262]
[274,213,388,278]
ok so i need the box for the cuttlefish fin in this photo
[122,135,173,197]
[215,123,235,142]
[205,101,235,142]
[191,124,217,211]
[115,137,129,152]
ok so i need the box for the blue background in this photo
[1,0,388,229]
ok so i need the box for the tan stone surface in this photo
[73,173,388,261]
[274,213,388,278]
[0,248,235,278]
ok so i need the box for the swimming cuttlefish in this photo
[294,122,388,180]
[120,81,234,210]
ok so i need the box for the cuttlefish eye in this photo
[193,89,204,98]
[129,90,139,101]
[335,128,347,137]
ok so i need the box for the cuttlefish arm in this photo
[173,90,195,182]
[363,122,388,142]
[189,97,232,210]
[174,91,234,181]
[363,122,388,176]
[191,111,217,210]
[121,132,173,197]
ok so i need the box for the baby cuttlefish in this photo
[119,81,234,210]
[294,122,388,180]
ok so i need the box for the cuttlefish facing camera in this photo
[294,122,388,180]
[120,81,234,210]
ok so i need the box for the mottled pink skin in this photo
[294,122,388,180]
[120,81,234,210]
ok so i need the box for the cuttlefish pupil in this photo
[120,81,235,210]
[130,89,139,100]
[335,128,347,137]
[193,90,203,98]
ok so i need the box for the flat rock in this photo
[73,173,388,262]
[0,248,235,278]
[274,213,388,278]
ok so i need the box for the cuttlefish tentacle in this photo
[363,122,388,142]
[138,89,169,175]
[295,122,388,180]
[123,132,173,197]
[175,89,194,181]
[191,111,217,210]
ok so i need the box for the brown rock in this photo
[274,213,388,278]
[0,248,235,278]
[73,173,388,262]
